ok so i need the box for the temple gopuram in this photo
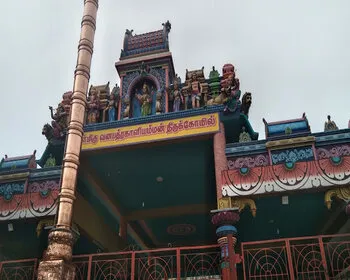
[1,14,350,280]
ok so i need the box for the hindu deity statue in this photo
[136,83,152,116]
[123,95,130,119]
[241,92,252,118]
[87,89,101,124]
[103,84,120,122]
[171,79,183,112]
[324,115,339,131]
[190,73,201,109]
[61,91,73,114]
[223,74,241,114]
[155,90,163,114]
[48,102,68,139]
[239,126,252,143]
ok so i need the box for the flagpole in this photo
[37,1,99,278]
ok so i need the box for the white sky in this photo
[1,0,349,158]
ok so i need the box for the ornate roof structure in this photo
[0,150,37,171]
[120,21,171,59]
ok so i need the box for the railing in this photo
[72,244,221,280]
[0,259,38,280]
[241,233,350,280]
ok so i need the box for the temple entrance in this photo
[130,79,158,118]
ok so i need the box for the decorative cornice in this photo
[29,167,62,180]
[222,155,350,196]
[0,172,29,183]
[266,136,316,150]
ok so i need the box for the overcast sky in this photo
[1,0,349,159]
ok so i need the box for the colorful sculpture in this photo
[168,77,183,112]
[87,88,101,124]
[182,68,208,109]
[223,73,241,114]
[48,102,68,139]
[241,92,252,118]
[136,83,152,116]
[123,95,130,119]
[324,115,339,132]
[103,84,120,122]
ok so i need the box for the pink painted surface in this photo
[222,156,350,196]
[0,190,58,220]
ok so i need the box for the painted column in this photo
[213,122,227,202]
[211,209,240,280]
[37,1,99,279]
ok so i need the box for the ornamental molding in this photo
[0,172,30,183]
[222,156,350,196]
[266,136,316,150]
[0,190,58,221]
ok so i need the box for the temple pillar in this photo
[213,122,227,202]
[211,209,240,280]
[37,1,99,279]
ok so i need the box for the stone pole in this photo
[37,1,99,279]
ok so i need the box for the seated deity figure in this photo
[136,83,152,116]
[87,89,101,124]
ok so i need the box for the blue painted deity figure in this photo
[104,85,120,122]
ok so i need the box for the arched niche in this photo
[127,75,160,118]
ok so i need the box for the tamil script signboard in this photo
[82,113,220,151]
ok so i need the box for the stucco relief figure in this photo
[136,83,152,116]
[324,115,339,132]
[48,103,68,139]
[103,84,120,122]
[170,79,183,112]
[241,92,252,118]
[123,96,130,119]
[190,73,201,109]
[87,89,101,124]
[224,74,241,114]
[155,90,163,114]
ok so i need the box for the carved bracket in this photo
[218,197,257,217]
[325,187,350,210]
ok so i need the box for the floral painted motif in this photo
[272,162,308,188]
[227,154,269,169]
[222,156,350,196]
[28,180,60,193]
[226,167,263,192]
[316,157,350,182]
[316,145,350,160]
[0,191,58,221]
[0,183,25,201]
[0,180,59,221]
[271,147,314,165]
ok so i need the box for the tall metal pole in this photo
[37,1,99,279]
